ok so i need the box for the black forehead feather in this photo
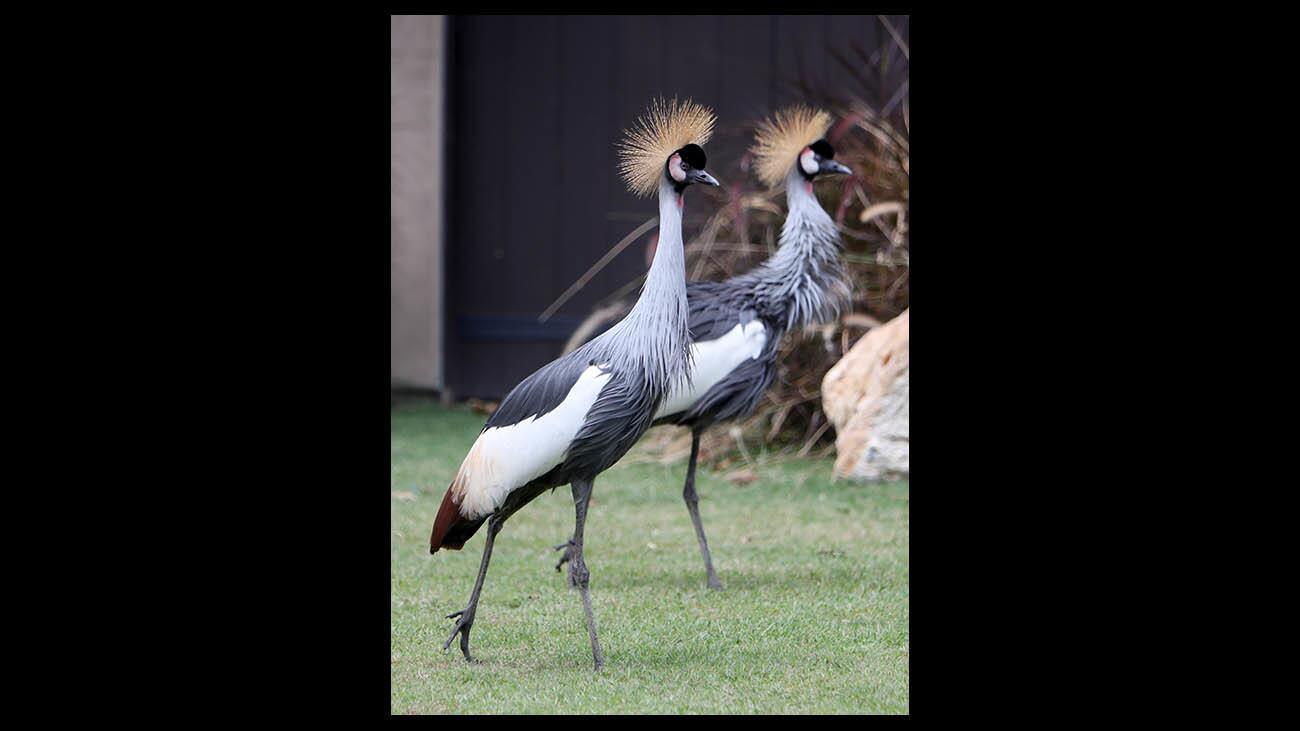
[810,139,835,159]
[677,143,707,169]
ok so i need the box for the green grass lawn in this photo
[391,401,909,714]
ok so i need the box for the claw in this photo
[553,540,575,551]
[442,607,475,661]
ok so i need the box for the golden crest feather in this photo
[750,106,833,189]
[617,98,716,198]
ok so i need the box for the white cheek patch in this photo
[800,148,819,176]
[669,154,686,183]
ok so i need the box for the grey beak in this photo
[821,160,852,176]
[690,169,720,187]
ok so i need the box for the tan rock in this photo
[822,309,909,481]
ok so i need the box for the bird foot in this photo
[706,577,724,591]
[442,607,476,662]
[553,539,576,573]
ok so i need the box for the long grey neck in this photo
[624,178,688,329]
[596,177,692,396]
[784,165,838,235]
[738,166,850,332]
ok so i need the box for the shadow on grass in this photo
[553,555,895,593]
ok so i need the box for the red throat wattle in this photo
[676,194,684,210]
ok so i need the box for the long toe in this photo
[553,543,575,572]
[443,611,473,652]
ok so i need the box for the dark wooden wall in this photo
[444,15,902,399]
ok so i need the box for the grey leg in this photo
[683,430,723,590]
[568,479,605,671]
[442,514,505,662]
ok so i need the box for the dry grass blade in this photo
[881,79,910,118]
[860,201,905,224]
[798,419,834,458]
[877,15,910,60]
[537,216,658,323]
[842,313,884,330]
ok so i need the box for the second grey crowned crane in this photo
[428,98,719,670]
[554,106,853,590]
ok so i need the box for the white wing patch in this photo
[452,365,612,520]
[656,320,768,419]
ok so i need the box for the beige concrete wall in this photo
[390,15,446,390]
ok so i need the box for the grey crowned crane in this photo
[554,106,852,590]
[428,98,719,670]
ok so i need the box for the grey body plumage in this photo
[487,174,694,481]
[659,166,850,431]
[556,129,852,591]
[432,99,718,670]
[657,166,850,589]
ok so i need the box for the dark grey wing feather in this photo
[555,279,785,431]
[484,348,592,430]
[561,369,656,478]
[686,280,764,342]
[651,280,785,429]
[686,281,738,342]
